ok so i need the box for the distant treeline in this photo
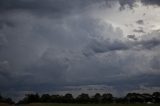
[17,92,160,104]
[1,92,160,104]
[0,94,14,104]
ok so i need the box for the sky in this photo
[0,0,160,101]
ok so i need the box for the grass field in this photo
[1,103,160,106]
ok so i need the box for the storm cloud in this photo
[136,20,144,25]
[0,0,160,101]
[141,0,160,6]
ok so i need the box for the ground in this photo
[1,103,160,106]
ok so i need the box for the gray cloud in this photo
[118,0,160,8]
[0,61,11,79]
[141,0,160,6]
[133,29,145,33]
[0,0,141,15]
[136,20,144,25]
[150,55,160,70]
[1,11,160,90]
[0,0,115,15]
[84,39,129,55]
[119,0,137,10]
[139,38,160,49]
[0,20,15,29]
[0,0,160,101]
[127,35,138,40]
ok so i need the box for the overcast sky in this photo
[0,0,160,101]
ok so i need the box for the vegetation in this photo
[1,92,160,105]
[0,94,14,104]
[17,92,160,104]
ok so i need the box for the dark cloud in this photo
[133,29,145,33]
[0,0,90,17]
[141,0,160,6]
[107,74,160,88]
[0,0,160,101]
[0,0,73,11]
[85,39,129,54]
[0,0,140,15]
[0,20,15,29]
[0,0,117,16]
[118,0,160,8]
[0,61,11,79]
[139,38,160,49]
[127,35,138,40]
[150,55,160,70]
[136,20,144,25]
[119,0,137,10]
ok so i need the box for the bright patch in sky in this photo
[93,2,160,37]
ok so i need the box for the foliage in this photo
[17,92,160,104]
[0,94,14,104]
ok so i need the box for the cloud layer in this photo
[0,0,160,100]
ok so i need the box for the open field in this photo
[18,103,160,106]
[0,103,159,106]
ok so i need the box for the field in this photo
[19,103,160,106]
[1,103,160,106]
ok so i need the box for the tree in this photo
[142,93,153,103]
[40,94,51,103]
[102,93,113,103]
[18,93,40,104]
[92,93,102,103]
[125,93,138,103]
[0,94,14,104]
[152,92,160,103]
[125,93,147,103]
[115,97,126,103]
[62,93,74,103]
[5,98,14,104]
[76,93,90,103]
[0,94,2,102]
[50,95,61,103]
[16,92,160,104]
